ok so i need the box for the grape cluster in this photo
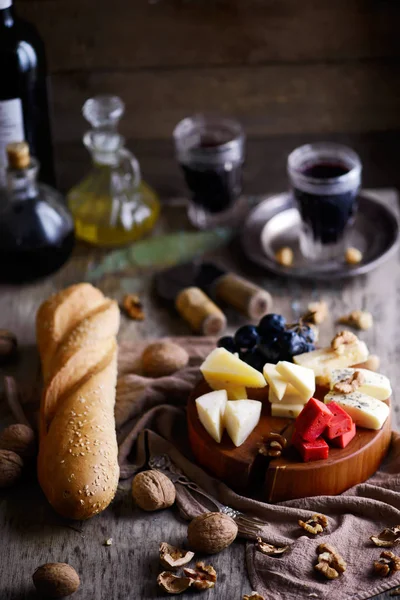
[217,313,316,372]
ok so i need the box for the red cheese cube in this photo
[324,401,353,440]
[295,397,333,442]
[330,421,356,449]
[292,431,329,462]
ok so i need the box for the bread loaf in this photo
[37,283,120,520]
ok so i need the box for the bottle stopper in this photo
[175,287,227,336]
[6,142,30,170]
[214,273,273,320]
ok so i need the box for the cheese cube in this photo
[276,361,315,399]
[270,403,304,418]
[269,384,308,405]
[294,341,369,385]
[201,348,266,388]
[195,390,227,443]
[209,380,247,400]
[324,391,389,430]
[330,368,392,401]
[263,363,287,400]
[224,400,262,447]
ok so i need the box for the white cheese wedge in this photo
[195,390,227,443]
[263,363,287,400]
[294,341,369,385]
[329,368,392,401]
[270,402,304,419]
[276,361,315,399]
[269,384,309,405]
[324,391,389,430]
[224,400,262,447]
[201,348,266,388]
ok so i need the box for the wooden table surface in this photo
[1,193,399,600]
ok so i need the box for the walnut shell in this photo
[132,470,176,511]
[142,342,189,377]
[32,563,80,598]
[187,512,238,554]
[0,424,36,459]
[0,449,23,488]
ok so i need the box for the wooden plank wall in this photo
[17,0,400,197]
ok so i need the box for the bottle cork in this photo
[6,142,30,170]
[214,273,273,320]
[175,287,227,336]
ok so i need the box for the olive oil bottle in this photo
[68,96,160,247]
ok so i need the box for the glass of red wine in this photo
[287,142,362,261]
[173,114,246,229]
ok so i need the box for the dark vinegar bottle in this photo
[0,0,55,188]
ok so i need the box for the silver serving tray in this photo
[241,192,399,280]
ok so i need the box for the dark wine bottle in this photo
[0,0,55,188]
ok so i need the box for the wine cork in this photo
[214,273,273,320]
[6,142,30,170]
[175,287,226,336]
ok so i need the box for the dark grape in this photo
[234,325,259,350]
[241,347,266,372]
[278,330,305,358]
[258,338,281,364]
[300,324,316,344]
[258,314,286,337]
[217,336,237,353]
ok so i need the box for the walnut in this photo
[275,247,293,267]
[315,543,346,579]
[183,562,217,590]
[142,342,189,377]
[159,542,194,569]
[374,551,400,576]
[132,470,176,511]
[338,310,373,331]
[259,432,287,458]
[331,330,359,354]
[243,593,265,600]
[0,329,18,364]
[303,301,328,325]
[298,514,329,535]
[371,526,400,548]
[157,572,192,594]
[32,563,80,598]
[122,294,145,320]
[187,512,238,554]
[345,247,363,265]
[334,370,365,394]
[256,537,289,556]
[0,424,36,459]
[0,449,23,488]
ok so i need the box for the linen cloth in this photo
[117,337,400,600]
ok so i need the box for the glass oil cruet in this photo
[67,95,160,246]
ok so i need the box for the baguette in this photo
[37,283,120,520]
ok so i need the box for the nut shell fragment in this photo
[338,310,373,331]
[304,301,328,325]
[188,512,238,554]
[157,571,192,594]
[132,470,176,511]
[183,562,217,590]
[123,294,145,321]
[299,514,328,535]
[256,537,289,556]
[159,542,194,569]
[371,526,400,548]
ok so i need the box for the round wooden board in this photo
[187,380,392,502]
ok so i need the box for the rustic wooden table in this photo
[0,193,399,600]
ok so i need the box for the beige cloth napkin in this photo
[117,338,400,600]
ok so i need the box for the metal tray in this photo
[241,192,399,280]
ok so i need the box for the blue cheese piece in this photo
[270,402,304,418]
[330,368,391,401]
[324,391,390,430]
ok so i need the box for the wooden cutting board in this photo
[187,380,392,502]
